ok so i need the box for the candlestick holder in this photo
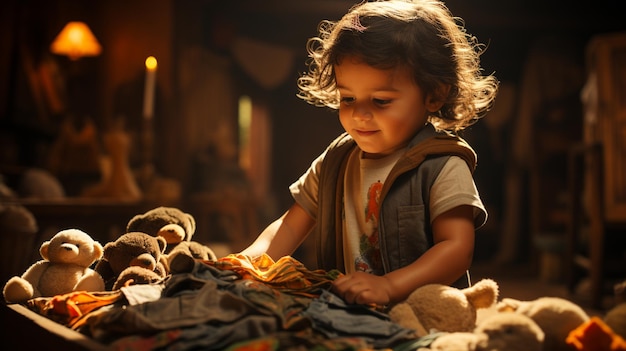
[138,116,155,191]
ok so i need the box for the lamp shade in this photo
[50,21,102,60]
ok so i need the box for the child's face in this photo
[335,57,434,159]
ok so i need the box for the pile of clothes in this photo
[26,254,416,350]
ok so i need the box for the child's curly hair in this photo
[297,0,499,132]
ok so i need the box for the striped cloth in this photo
[206,254,342,298]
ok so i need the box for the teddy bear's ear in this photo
[464,278,499,309]
[102,241,117,260]
[93,241,104,260]
[156,236,167,254]
[39,241,51,260]
[126,214,141,232]
[185,213,196,235]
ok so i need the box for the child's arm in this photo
[239,202,316,260]
[332,205,475,305]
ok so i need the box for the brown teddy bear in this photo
[126,206,217,261]
[167,241,217,263]
[94,232,168,290]
[3,229,105,303]
[388,278,500,338]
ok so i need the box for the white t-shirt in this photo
[342,148,402,275]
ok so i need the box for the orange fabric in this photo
[27,290,123,329]
[566,316,626,351]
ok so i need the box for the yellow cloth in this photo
[206,254,341,298]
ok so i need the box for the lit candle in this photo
[143,56,157,119]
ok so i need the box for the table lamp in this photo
[50,21,102,60]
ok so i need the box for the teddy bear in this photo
[3,229,105,304]
[388,278,500,338]
[423,311,545,351]
[167,240,218,263]
[474,311,545,351]
[126,206,217,261]
[497,296,590,351]
[94,232,168,290]
[604,302,626,340]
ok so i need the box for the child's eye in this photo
[340,97,355,105]
[373,98,391,106]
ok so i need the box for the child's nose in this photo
[352,103,373,121]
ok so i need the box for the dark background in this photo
[1,0,625,265]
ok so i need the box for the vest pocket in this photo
[396,205,428,267]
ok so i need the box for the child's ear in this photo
[425,84,451,112]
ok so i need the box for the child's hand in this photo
[331,271,393,306]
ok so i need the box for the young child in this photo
[240,0,498,307]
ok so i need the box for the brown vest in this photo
[314,124,476,287]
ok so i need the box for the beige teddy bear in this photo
[3,229,105,303]
[424,312,545,351]
[604,302,626,340]
[388,278,499,337]
[497,296,590,351]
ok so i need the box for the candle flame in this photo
[145,56,157,70]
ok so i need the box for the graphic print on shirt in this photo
[355,180,383,274]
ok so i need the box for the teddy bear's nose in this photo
[131,253,157,271]
[60,243,77,251]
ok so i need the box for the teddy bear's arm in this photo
[3,276,35,303]
[20,260,50,293]
[94,260,116,287]
[74,269,105,292]
[3,260,49,302]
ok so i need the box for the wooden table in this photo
[0,302,108,351]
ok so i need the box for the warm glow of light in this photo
[50,21,102,60]
[238,95,252,171]
[145,56,157,70]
